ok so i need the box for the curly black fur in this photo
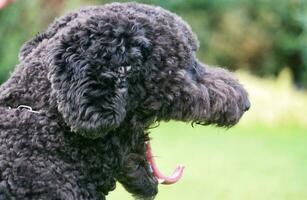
[0,3,249,199]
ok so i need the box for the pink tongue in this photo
[146,142,185,185]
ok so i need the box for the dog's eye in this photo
[118,65,132,76]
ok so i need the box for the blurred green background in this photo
[0,0,307,199]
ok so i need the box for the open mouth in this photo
[145,142,185,185]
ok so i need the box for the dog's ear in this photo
[48,15,151,138]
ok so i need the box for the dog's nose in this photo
[244,99,250,111]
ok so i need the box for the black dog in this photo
[0,3,249,199]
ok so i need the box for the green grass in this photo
[109,122,307,200]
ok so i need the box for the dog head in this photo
[48,3,249,138]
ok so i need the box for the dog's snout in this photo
[244,99,251,111]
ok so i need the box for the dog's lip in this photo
[145,142,185,185]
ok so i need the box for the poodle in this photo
[0,2,250,200]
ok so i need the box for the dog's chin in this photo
[122,183,157,200]
[133,194,156,200]
[117,167,158,199]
